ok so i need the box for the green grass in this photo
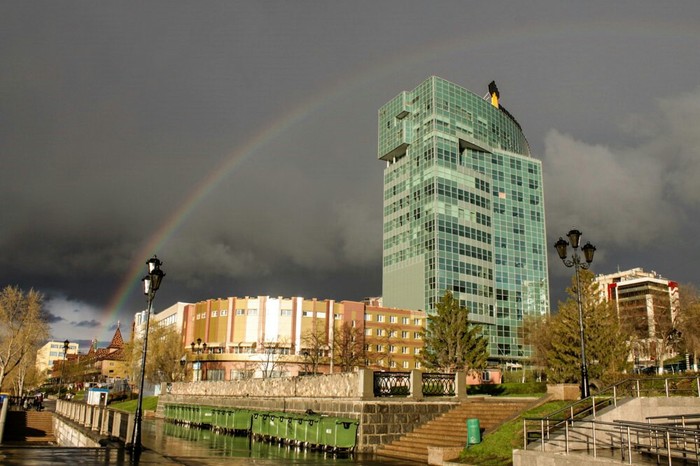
[109,396,158,413]
[458,400,569,466]
[467,382,547,397]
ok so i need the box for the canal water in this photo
[141,419,415,465]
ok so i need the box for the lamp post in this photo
[130,255,165,456]
[58,339,69,399]
[554,229,596,399]
[191,339,207,381]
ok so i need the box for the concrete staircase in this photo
[3,410,56,444]
[376,397,538,464]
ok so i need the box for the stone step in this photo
[375,398,536,464]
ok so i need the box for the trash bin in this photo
[302,414,324,448]
[466,418,481,446]
[331,418,359,451]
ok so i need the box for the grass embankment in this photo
[467,382,547,397]
[458,400,569,466]
[109,396,159,413]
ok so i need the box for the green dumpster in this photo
[302,414,324,448]
[289,412,306,446]
[466,418,481,445]
[251,411,270,439]
[233,409,252,432]
[268,412,285,442]
[199,405,214,427]
[330,418,359,451]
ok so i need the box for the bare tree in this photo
[333,322,365,372]
[0,286,49,391]
[301,324,328,375]
[125,324,187,385]
[257,340,289,378]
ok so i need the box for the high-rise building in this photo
[378,76,549,362]
[595,268,679,369]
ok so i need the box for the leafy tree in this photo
[333,321,365,372]
[419,291,488,374]
[0,286,49,391]
[677,283,700,371]
[540,269,630,385]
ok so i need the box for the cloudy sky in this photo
[2,2,700,346]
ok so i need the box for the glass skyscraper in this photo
[378,76,549,361]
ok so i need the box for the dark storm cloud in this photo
[73,320,101,329]
[2,1,700,341]
[43,311,65,324]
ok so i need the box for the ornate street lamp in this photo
[554,229,596,399]
[191,338,207,381]
[130,255,165,456]
[58,339,69,399]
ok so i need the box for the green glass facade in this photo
[378,76,549,361]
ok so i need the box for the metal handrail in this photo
[524,375,700,452]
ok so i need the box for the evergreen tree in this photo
[419,291,488,374]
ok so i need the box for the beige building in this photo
[168,295,428,381]
[36,340,79,378]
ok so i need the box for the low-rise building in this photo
[36,340,79,378]
[170,295,427,381]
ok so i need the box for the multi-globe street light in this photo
[130,255,165,456]
[554,229,596,399]
[191,338,207,381]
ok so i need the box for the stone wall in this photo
[167,370,366,399]
[158,394,458,452]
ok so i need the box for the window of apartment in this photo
[389,345,396,353]
[377,315,385,323]
[247,309,258,316]
[390,330,398,338]
[352,320,356,327]
[220,310,227,317]
[281,309,292,316]
[376,329,384,337]
[235,309,245,316]
[211,311,217,318]
[413,318,421,326]
[376,344,383,352]
[482,371,491,382]
[402,331,409,338]
[390,361,397,368]
[414,348,421,355]
[389,316,397,323]
[402,347,408,354]
[364,313,371,321]
[403,361,410,369]
[364,344,371,352]
[302,311,313,317]
[416,361,422,369]
[365,328,373,336]
[316,312,326,318]
[402,317,409,325]
[414,332,422,339]
[334,313,342,320]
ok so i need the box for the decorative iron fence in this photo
[373,372,411,397]
[422,373,455,396]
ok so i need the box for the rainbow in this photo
[100,17,700,337]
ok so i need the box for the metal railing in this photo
[422,372,455,397]
[373,372,411,397]
[524,376,700,462]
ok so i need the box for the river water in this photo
[142,419,416,465]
